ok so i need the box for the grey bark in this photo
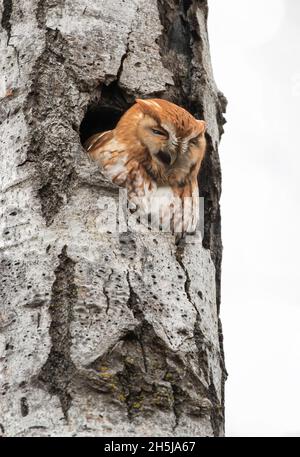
[0,0,227,437]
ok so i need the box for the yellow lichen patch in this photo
[164,372,173,380]
[118,393,126,402]
[99,372,111,379]
[132,402,142,409]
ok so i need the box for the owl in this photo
[85,98,206,237]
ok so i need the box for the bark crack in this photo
[1,0,12,44]
[116,30,133,83]
[125,271,148,371]
[37,246,77,420]
[175,242,198,314]
[170,383,180,431]
[103,269,113,314]
[193,313,210,384]
[36,0,47,29]
[116,4,140,83]
[208,377,223,437]
[20,397,29,417]
[126,271,144,322]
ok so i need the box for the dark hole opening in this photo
[80,82,132,146]
[80,105,123,145]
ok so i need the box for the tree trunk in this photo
[0,0,226,437]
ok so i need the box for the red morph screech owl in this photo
[85,98,206,236]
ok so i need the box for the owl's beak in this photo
[168,149,177,165]
[155,149,177,167]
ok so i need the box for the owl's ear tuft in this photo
[136,99,151,109]
[197,120,206,133]
[135,99,162,123]
[136,99,162,110]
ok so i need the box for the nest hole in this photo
[80,105,123,146]
[80,83,132,146]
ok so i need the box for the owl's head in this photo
[124,98,206,183]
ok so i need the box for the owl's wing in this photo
[84,130,113,156]
[85,129,137,187]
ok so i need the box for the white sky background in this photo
[208,0,300,437]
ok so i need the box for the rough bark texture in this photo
[0,0,227,436]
